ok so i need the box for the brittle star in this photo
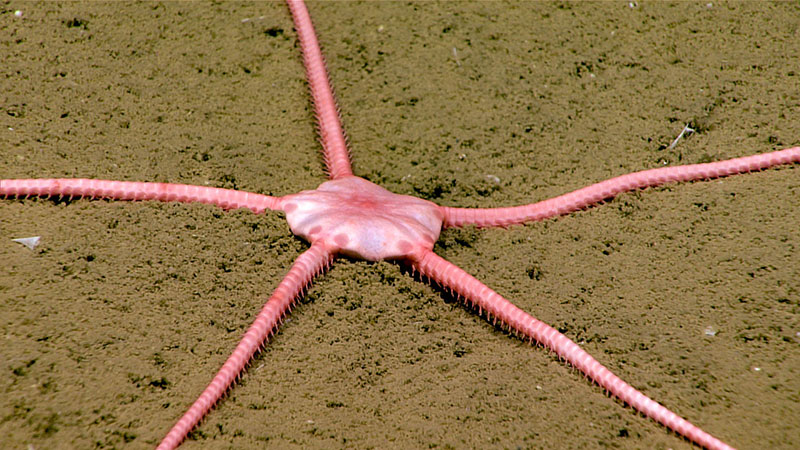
[2,1,799,449]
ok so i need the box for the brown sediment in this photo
[1,2,798,449]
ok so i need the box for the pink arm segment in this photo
[442,146,800,228]
[411,249,735,450]
[0,178,282,214]
[157,242,334,450]
[287,0,354,180]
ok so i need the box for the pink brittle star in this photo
[2,1,799,449]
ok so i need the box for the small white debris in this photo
[706,2,713,8]
[12,236,40,250]
[14,10,23,17]
[306,419,314,424]
[240,15,266,23]
[703,326,717,337]
[535,385,542,390]
[667,124,695,150]
[377,25,385,33]
[753,367,761,372]
[452,47,461,67]
[485,174,500,184]
[628,2,637,8]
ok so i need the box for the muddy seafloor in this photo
[1,2,798,449]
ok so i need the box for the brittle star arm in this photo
[441,146,800,228]
[157,241,335,450]
[409,248,735,450]
[0,178,282,214]
[288,0,353,180]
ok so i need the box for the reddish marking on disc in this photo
[283,202,297,213]
[333,233,349,247]
[397,240,412,254]
[309,225,322,235]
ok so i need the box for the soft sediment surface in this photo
[1,3,798,449]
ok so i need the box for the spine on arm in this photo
[442,146,800,228]
[287,0,353,180]
[0,178,282,213]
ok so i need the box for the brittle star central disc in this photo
[283,176,444,261]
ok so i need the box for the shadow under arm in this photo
[0,178,283,213]
[409,248,734,450]
[157,241,335,450]
[441,146,800,229]
[287,0,353,180]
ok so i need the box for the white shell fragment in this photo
[12,236,41,250]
